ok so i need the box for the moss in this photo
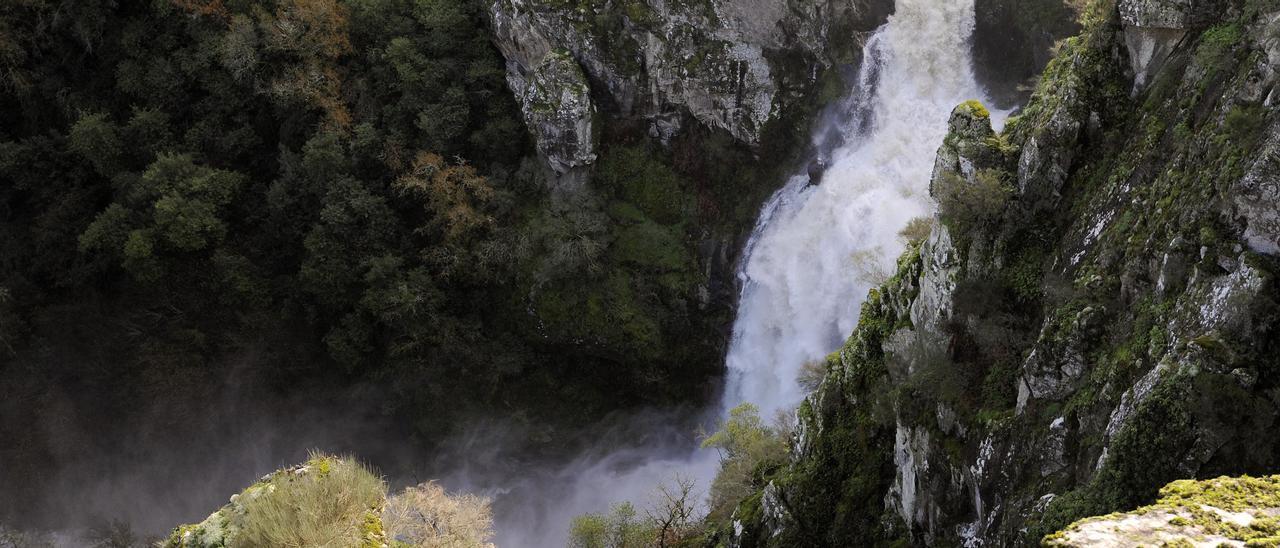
[1046,476,1280,545]
[961,99,991,119]
[1193,24,1243,73]
[360,510,388,548]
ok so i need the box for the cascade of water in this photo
[483,2,1007,545]
[722,0,1003,418]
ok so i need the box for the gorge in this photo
[1,0,1279,546]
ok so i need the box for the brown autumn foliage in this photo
[396,152,497,243]
[171,0,229,19]
[270,0,353,127]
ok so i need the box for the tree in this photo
[646,476,701,548]
[701,403,788,521]
[569,502,655,548]
[68,113,123,176]
[394,152,496,243]
[78,154,244,280]
[934,168,1013,234]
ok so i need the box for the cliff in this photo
[729,0,1280,545]
[489,0,894,177]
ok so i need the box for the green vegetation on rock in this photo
[165,454,495,548]
[1045,475,1280,546]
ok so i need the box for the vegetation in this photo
[700,404,790,523]
[164,454,496,548]
[0,0,771,527]
[934,168,1013,235]
[568,477,702,548]
[383,482,495,547]
[897,217,935,246]
[234,454,386,548]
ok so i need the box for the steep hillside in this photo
[727,0,1280,545]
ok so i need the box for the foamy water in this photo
[723,0,1005,417]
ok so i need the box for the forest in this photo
[0,0,771,534]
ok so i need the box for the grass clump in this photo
[164,453,498,548]
[235,453,386,548]
[898,216,935,246]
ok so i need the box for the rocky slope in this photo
[727,0,1280,545]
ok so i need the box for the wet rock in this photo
[1017,78,1083,209]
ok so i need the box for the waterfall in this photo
[480,1,1006,545]
[722,0,1002,417]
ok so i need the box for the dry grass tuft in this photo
[383,481,496,548]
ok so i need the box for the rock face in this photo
[1046,475,1280,546]
[489,0,893,169]
[518,49,598,188]
[1118,0,1224,92]
[730,2,1280,546]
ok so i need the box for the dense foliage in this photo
[0,0,740,529]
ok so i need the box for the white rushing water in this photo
[480,1,1006,545]
[722,0,1003,417]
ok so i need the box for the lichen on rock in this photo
[1045,475,1280,546]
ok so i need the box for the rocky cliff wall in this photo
[488,0,895,180]
[728,0,1280,545]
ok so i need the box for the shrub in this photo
[84,519,142,548]
[383,482,496,548]
[0,526,54,548]
[569,502,656,548]
[850,247,891,288]
[701,403,788,522]
[897,216,934,245]
[797,357,829,393]
[934,168,1012,234]
[234,453,386,548]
